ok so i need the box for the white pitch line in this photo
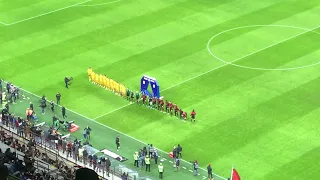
[94,25,317,119]
[93,103,131,119]
[4,80,227,180]
[207,24,320,71]
[182,167,187,169]
[77,0,121,7]
[188,169,193,173]
[0,22,8,26]
[5,0,92,26]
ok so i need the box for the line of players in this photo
[87,68,197,122]
[126,90,197,122]
[87,67,126,96]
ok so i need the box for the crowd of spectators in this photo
[0,114,77,179]
[0,109,120,180]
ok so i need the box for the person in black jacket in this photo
[106,157,111,177]
[207,164,213,180]
[56,92,61,105]
[177,144,182,158]
[116,136,120,151]
[62,106,67,118]
[29,102,34,111]
[83,149,88,165]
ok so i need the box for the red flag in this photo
[232,168,241,180]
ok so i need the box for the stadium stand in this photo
[0,119,129,180]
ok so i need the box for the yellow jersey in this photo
[91,72,96,82]
[88,68,92,76]
[103,76,107,87]
[99,74,104,85]
[120,84,126,96]
[106,78,110,89]
[110,79,114,90]
[95,73,99,83]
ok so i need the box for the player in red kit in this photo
[152,97,157,109]
[179,109,183,119]
[165,100,169,113]
[182,111,187,121]
[142,94,147,105]
[160,99,164,112]
[169,102,173,116]
[191,109,196,122]
[174,104,179,117]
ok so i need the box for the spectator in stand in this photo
[121,172,128,180]
[92,154,98,171]
[0,164,9,180]
[106,157,111,177]
[101,157,106,174]
[82,149,88,165]
[75,168,99,180]
[67,141,72,158]
[75,144,79,161]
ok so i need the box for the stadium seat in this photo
[69,124,79,133]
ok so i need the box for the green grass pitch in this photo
[1,0,320,179]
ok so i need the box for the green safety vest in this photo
[158,165,163,172]
[145,157,150,164]
[134,154,138,160]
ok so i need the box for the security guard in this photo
[145,155,151,172]
[158,163,164,179]
[134,152,139,167]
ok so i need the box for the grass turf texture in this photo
[1,0,320,179]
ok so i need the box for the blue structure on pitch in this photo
[140,75,160,98]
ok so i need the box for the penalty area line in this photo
[3,80,227,180]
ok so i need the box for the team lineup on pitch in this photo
[1,0,320,179]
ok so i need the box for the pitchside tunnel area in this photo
[4,86,221,180]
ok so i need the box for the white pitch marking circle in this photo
[207,24,320,71]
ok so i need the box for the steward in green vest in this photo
[158,163,164,179]
[145,155,151,172]
[134,152,139,167]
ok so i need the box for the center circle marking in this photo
[207,25,320,71]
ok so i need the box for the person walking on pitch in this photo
[116,136,120,151]
[62,106,67,118]
[56,92,61,105]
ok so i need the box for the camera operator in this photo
[65,76,73,89]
